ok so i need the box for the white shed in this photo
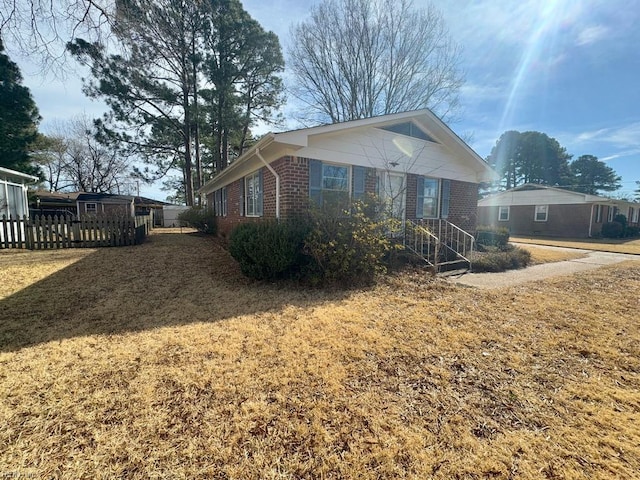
[162,205,190,227]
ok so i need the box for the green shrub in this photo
[625,226,640,238]
[471,246,531,272]
[601,221,624,238]
[303,200,399,286]
[613,214,628,228]
[475,225,510,249]
[228,220,312,281]
[177,207,217,234]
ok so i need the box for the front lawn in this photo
[1,231,639,478]
[511,235,640,255]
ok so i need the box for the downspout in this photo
[588,203,594,237]
[255,147,280,220]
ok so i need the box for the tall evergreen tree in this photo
[0,38,41,175]
[487,131,571,189]
[568,155,621,195]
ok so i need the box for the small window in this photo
[607,206,615,222]
[214,188,227,217]
[245,171,263,217]
[534,205,548,222]
[380,122,436,142]
[85,203,97,214]
[498,206,510,221]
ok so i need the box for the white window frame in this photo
[498,206,510,222]
[534,205,548,222]
[85,202,97,214]
[214,188,228,217]
[245,171,262,217]
[419,177,440,219]
[607,206,615,223]
[321,163,350,194]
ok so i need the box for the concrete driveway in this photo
[452,244,639,289]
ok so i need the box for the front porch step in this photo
[438,268,470,278]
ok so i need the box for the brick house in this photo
[200,110,496,242]
[478,184,640,238]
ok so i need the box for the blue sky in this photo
[15,0,640,199]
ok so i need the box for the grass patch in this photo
[1,231,640,478]
[512,236,640,255]
[519,245,588,265]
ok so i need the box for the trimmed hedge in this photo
[177,207,217,234]
[601,221,624,239]
[228,220,312,281]
[472,246,531,272]
[475,225,510,249]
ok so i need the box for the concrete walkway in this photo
[451,244,639,289]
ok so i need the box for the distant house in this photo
[199,110,496,238]
[478,184,640,238]
[32,191,169,222]
[1,166,39,219]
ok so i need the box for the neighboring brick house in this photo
[478,184,640,238]
[200,110,496,237]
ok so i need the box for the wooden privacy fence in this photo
[0,214,152,250]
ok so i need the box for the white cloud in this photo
[576,25,609,46]
[573,123,640,149]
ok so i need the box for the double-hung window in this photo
[416,177,447,219]
[309,160,350,210]
[214,188,227,216]
[534,205,548,222]
[498,206,510,221]
[245,170,263,217]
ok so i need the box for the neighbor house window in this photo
[245,170,263,217]
[607,206,615,222]
[309,160,350,210]
[498,206,510,221]
[85,203,97,214]
[416,177,440,218]
[534,205,548,222]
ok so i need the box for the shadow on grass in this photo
[0,232,350,353]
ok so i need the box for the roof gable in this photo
[200,109,497,194]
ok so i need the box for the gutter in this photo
[255,147,280,220]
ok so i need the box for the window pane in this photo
[322,165,348,191]
[421,178,439,218]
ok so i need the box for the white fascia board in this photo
[0,166,40,183]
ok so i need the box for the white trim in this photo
[534,205,548,222]
[498,206,510,222]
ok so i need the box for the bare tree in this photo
[288,0,464,125]
[0,0,115,72]
[34,115,133,193]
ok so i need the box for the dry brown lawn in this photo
[512,236,640,255]
[1,230,639,479]
[517,245,587,265]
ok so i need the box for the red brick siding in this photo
[214,157,480,236]
[447,180,479,233]
[405,176,478,232]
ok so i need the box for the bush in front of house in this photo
[177,207,217,234]
[302,201,398,286]
[471,245,532,272]
[601,221,624,239]
[228,219,312,280]
[475,225,510,250]
[227,198,397,286]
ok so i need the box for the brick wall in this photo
[447,180,479,233]
[214,157,480,236]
